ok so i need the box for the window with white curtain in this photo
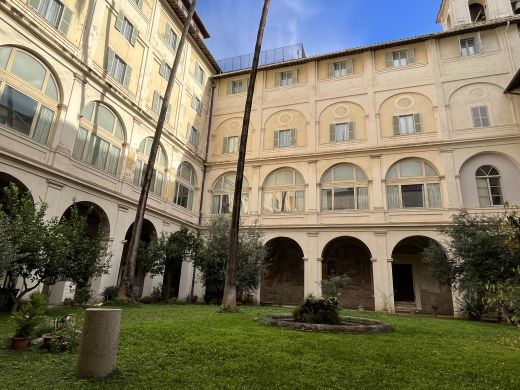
[211,173,249,214]
[328,60,354,78]
[460,38,476,56]
[0,46,59,144]
[385,159,441,209]
[228,79,247,95]
[321,164,369,211]
[274,128,296,148]
[106,48,132,88]
[471,106,490,128]
[115,13,138,45]
[165,24,178,50]
[476,165,503,206]
[393,114,422,135]
[262,169,305,213]
[28,0,73,35]
[330,122,355,142]
[275,70,297,87]
[73,102,124,176]
[133,138,167,197]
[174,162,196,210]
[386,49,415,68]
[223,136,239,154]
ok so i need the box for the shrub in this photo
[151,284,163,303]
[321,274,351,298]
[102,286,119,302]
[141,296,153,304]
[73,286,91,306]
[11,292,47,337]
[293,296,340,325]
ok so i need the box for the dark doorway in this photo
[392,264,415,301]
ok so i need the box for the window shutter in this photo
[166,104,172,122]
[329,124,336,142]
[346,59,354,75]
[152,92,160,113]
[165,22,171,39]
[476,32,483,53]
[28,0,41,11]
[413,113,422,133]
[106,48,115,72]
[385,52,394,68]
[328,63,334,78]
[290,128,297,146]
[349,121,356,140]
[58,7,73,35]
[115,12,124,32]
[386,185,400,209]
[294,69,299,84]
[159,60,165,77]
[427,183,441,208]
[223,137,228,153]
[227,81,233,95]
[275,72,281,87]
[393,116,400,135]
[406,48,416,64]
[138,0,144,7]
[123,65,132,88]
[130,27,139,46]
[274,130,279,148]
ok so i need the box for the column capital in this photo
[306,232,318,238]
[317,257,323,262]
[302,257,309,262]
[47,179,65,190]
[387,258,394,263]
[370,257,377,262]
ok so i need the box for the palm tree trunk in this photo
[221,0,271,311]
[118,0,199,298]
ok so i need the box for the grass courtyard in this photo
[0,304,519,390]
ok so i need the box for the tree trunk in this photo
[118,0,199,299]
[221,0,271,312]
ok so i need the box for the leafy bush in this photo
[321,274,351,298]
[11,292,47,337]
[293,296,340,325]
[141,296,153,304]
[151,285,163,303]
[102,286,119,302]
[73,286,91,306]
[485,267,520,325]
[47,315,80,353]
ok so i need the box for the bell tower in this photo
[437,0,516,31]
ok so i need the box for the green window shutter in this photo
[413,113,422,133]
[223,137,228,153]
[349,121,356,140]
[346,59,354,74]
[275,72,281,87]
[294,69,299,84]
[290,128,297,146]
[106,48,115,72]
[328,62,334,78]
[159,60,165,77]
[476,32,483,53]
[329,124,336,142]
[58,7,73,35]
[166,104,172,122]
[28,0,41,11]
[138,0,144,7]
[152,92,160,113]
[393,116,400,135]
[274,130,279,147]
[123,65,132,88]
[115,12,124,32]
[165,22,171,39]
[130,27,139,46]
[406,48,416,64]
[385,52,394,68]
[227,81,233,95]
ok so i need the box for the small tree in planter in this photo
[11,292,47,350]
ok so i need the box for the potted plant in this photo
[409,303,417,315]
[432,305,439,317]
[10,292,47,350]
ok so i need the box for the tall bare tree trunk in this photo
[221,0,271,311]
[118,0,199,298]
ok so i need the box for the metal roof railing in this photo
[218,43,305,73]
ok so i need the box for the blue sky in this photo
[196,0,442,60]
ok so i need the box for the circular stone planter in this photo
[259,314,393,333]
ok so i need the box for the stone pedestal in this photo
[76,309,122,378]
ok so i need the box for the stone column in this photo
[371,231,395,312]
[178,260,195,301]
[440,149,461,209]
[76,309,122,378]
[305,232,320,297]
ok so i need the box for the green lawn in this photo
[0,305,519,390]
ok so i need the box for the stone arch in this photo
[321,236,374,309]
[378,92,436,138]
[384,157,440,178]
[261,237,305,305]
[61,201,110,239]
[80,100,128,142]
[469,1,487,22]
[459,152,520,208]
[0,171,33,207]
[318,101,367,144]
[391,235,453,315]
[213,117,252,155]
[117,219,158,298]
[263,109,308,150]
[448,82,514,130]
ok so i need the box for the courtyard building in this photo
[1,0,520,315]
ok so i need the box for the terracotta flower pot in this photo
[42,333,53,345]
[10,336,31,350]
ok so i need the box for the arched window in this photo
[174,162,196,210]
[469,2,486,22]
[386,159,441,209]
[133,138,167,197]
[321,164,369,211]
[0,46,59,144]
[73,102,124,175]
[476,165,503,206]
[211,173,249,214]
[263,169,305,213]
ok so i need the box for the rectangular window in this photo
[159,61,172,81]
[386,49,415,68]
[29,0,72,34]
[72,127,88,159]
[274,129,296,148]
[228,79,246,95]
[115,13,137,44]
[191,96,202,114]
[223,136,239,153]
[275,70,297,87]
[0,85,38,136]
[427,183,441,208]
[334,188,355,210]
[471,106,490,128]
[328,60,353,78]
[175,183,193,210]
[401,184,424,208]
[188,124,200,146]
[393,114,422,135]
[330,122,355,142]
[106,49,132,87]
[460,38,476,56]
[194,64,205,84]
[152,92,172,121]
[165,25,178,50]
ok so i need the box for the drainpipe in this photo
[190,78,216,297]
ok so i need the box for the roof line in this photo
[213,16,520,79]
